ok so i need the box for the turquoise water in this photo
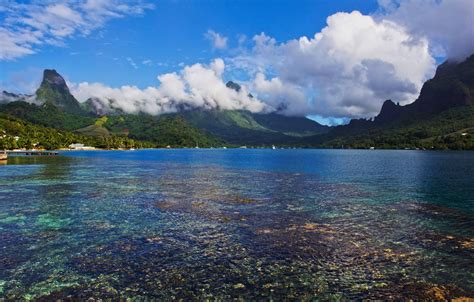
[1,149,473,300]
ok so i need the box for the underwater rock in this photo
[303,223,317,231]
[233,283,246,289]
[231,196,256,204]
[460,239,474,251]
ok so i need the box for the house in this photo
[69,143,85,149]
[68,143,96,150]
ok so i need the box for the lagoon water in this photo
[1,149,473,300]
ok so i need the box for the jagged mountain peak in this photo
[42,69,67,87]
[35,69,83,114]
[374,100,403,123]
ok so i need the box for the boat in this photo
[272,145,276,150]
[0,150,7,161]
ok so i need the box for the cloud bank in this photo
[234,11,435,118]
[0,0,154,60]
[70,59,269,115]
[70,9,440,118]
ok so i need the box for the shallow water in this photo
[1,149,473,300]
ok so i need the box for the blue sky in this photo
[1,0,378,88]
[1,0,472,124]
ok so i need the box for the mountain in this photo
[373,54,474,124]
[175,81,328,145]
[307,54,474,150]
[410,55,474,114]
[35,69,85,115]
[0,101,94,131]
[178,109,328,145]
[103,114,223,147]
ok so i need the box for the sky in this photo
[1,0,473,125]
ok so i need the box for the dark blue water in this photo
[1,149,473,300]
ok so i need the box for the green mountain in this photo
[0,71,327,147]
[0,100,223,148]
[178,109,328,145]
[0,70,224,148]
[176,80,329,145]
[103,114,223,147]
[0,101,94,131]
[306,54,474,150]
[374,54,474,123]
[35,69,85,115]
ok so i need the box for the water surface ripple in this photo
[0,149,473,300]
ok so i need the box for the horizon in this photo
[1,0,473,125]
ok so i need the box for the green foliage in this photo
[75,124,111,137]
[104,114,224,147]
[0,114,153,150]
[0,101,94,131]
[318,107,474,150]
[179,109,326,144]
[94,116,108,126]
[76,116,111,137]
[0,102,224,148]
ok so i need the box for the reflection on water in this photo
[0,150,473,300]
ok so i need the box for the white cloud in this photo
[70,59,269,115]
[126,57,138,69]
[231,11,435,118]
[205,30,228,50]
[0,0,154,60]
[252,73,311,116]
[377,0,474,61]
[0,91,39,105]
[227,1,473,118]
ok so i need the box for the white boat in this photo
[272,145,276,150]
[0,150,7,161]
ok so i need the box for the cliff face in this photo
[411,55,474,114]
